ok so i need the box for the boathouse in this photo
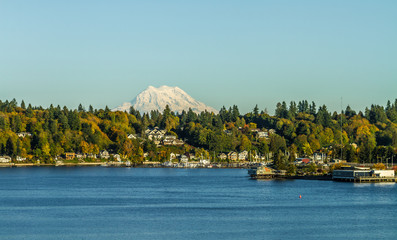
[332,169,372,180]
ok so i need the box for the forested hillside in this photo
[1,98,396,166]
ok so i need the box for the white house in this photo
[145,127,166,140]
[228,152,238,161]
[112,154,121,162]
[127,134,138,139]
[16,156,26,162]
[238,151,249,161]
[17,132,32,138]
[0,156,12,163]
[257,131,268,139]
[170,153,177,160]
[218,153,227,160]
[199,159,210,165]
[99,150,110,159]
[163,135,184,146]
[180,155,189,163]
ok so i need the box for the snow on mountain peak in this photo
[113,86,218,114]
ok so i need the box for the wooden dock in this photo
[355,177,397,183]
[334,177,397,183]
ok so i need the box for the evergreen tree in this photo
[253,104,259,116]
[78,104,85,112]
[316,105,332,127]
[288,101,297,119]
[6,137,16,157]
[104,106,110,113]
[309,101,316,115]
[232,105,240,121]
[219,106,228,122]
[0,116,9,130]
[68,110,81,131]
[275,102,288,119]
[21,100,26,110]
[345,105,356,118]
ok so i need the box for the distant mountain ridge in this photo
[113,86,218,114]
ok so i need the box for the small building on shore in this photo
[332,169,372,180]
[99,150,110,159]
[16,156,27,162]
[218,153,227,160]
[64,153,76,160]
[372,170,395,178]
[333,168,395,182]
[0,156,12,163]
[295,158,311,165]
[228,152,238,161]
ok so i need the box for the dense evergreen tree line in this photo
[0,98,396,166]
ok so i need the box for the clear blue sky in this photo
[1,0,396,114]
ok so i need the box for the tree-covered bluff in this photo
[0,98,396,167]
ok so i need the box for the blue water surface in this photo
[0,167,396,240]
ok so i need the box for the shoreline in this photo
[0,163,332,180]
[2,164,394,183]
[0,162,256,168]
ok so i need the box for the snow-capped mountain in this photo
[113,86,218,114]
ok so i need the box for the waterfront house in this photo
[86,153,97,159]
[180,155,189,163]
[112,154,121,162]
[199,159,210,166]
[163,161,174,167]
[64,152,75,160]
[16,156,26,162]
[251,153,260,161]
[99,150,110,159]
[227,152,238,161]
[0,156,12,163]
[170,153,177,160]
[185,153,194,160]
[238,151,248,161]
[218,153,227,160]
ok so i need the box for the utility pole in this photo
[340,97,343,161]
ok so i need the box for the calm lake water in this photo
[0,167,396,240]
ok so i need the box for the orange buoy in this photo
[299,195,302,199]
